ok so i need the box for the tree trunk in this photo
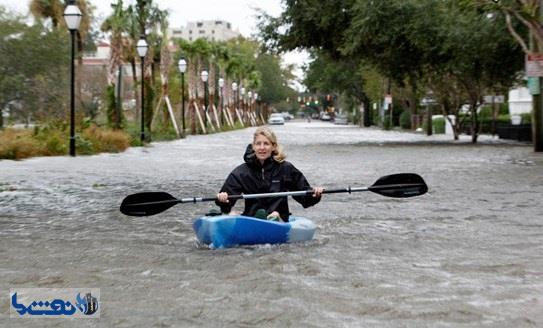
[471,101,479,144]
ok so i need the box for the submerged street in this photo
[1,121,542,327]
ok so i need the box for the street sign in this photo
[526,54,543,77]
[384,94,392,105]
[483,95,505,103]
[528,77,540,95]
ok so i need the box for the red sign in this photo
[526,54,543,77]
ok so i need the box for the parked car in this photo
[281,112,294,121]
[334,114,348,125]
[320,113,332,121]
[268,113,285,125]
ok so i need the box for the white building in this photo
[508,86,532,124]
[169,20,241,42]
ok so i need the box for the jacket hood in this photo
[243,143,256,164]
[243,143,274,168]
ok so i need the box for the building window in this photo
[197,22,203,27]
[199,30,205,34]
[189,30,192,34]
[212,30,215,34]
[227,23,231,29]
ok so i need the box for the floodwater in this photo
[1,121,542,327]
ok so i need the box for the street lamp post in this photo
[254,92,259,123]
[232,82,238,111]
[218,78,224,125]
[63,0,81,157]
[177,57,187,134]
[201,70,209,131]
[248,91,253,120]
[240,87,245,122]
[136,35,148,143]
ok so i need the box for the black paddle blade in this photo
[368,173,428,198]
[120,192,179,216]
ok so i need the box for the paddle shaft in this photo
[133,183,423,206]
[233,182,424,199]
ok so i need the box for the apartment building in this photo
[170,20,241,42]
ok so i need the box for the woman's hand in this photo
[312,187,324,198]
[267,211,282,221]
[217,192,229,203]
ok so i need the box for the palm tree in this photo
[30,0,64,29]
[101,0,129,129]
[134,0,169,135]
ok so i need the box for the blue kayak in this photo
[193,215,316,248]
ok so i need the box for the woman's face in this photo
[253,134,275,162]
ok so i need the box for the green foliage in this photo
[0,124,131,160]
[150,126,179,141]
[478,106,493,119]
[399,110,412,129]
[433,117,446,134]
[260,0,524,140]
[255,53,290,104]
[44,132,66,155]
[0,12,70,123]
[382,116,392,130]
[105,85,118,129]
[521,112,532,124]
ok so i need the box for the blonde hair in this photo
[253,126,286,162]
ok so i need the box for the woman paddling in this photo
[216,126,323,222]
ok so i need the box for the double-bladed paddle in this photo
[120,173,428,217]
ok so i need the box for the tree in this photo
[259,0,432,127]
[30,0,94,132]
[428,2,524,142]
[260,0,524,142]
[462,0,542,150]
[134,0,168,137]
[254,53,290,105]
[101,0,129,129]
[304,51,370,124]
[0,8,70,126]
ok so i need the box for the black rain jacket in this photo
[216,144,321,221]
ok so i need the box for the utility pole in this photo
[535,0,543,151]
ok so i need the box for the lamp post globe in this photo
[64,2,82,30]
[137,36,148,143]
[136,38,148,57]
[200,70,208,82]
[63,0,81,157]
[178,58,187,73]
[178,58,187,134]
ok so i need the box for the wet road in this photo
[1,121,542,327]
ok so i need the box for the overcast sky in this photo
[2,0,309,89]
[2,0,282,35]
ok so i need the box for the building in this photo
[508,86,532,124]
[169,20,241,42]
[81,41,135,112]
